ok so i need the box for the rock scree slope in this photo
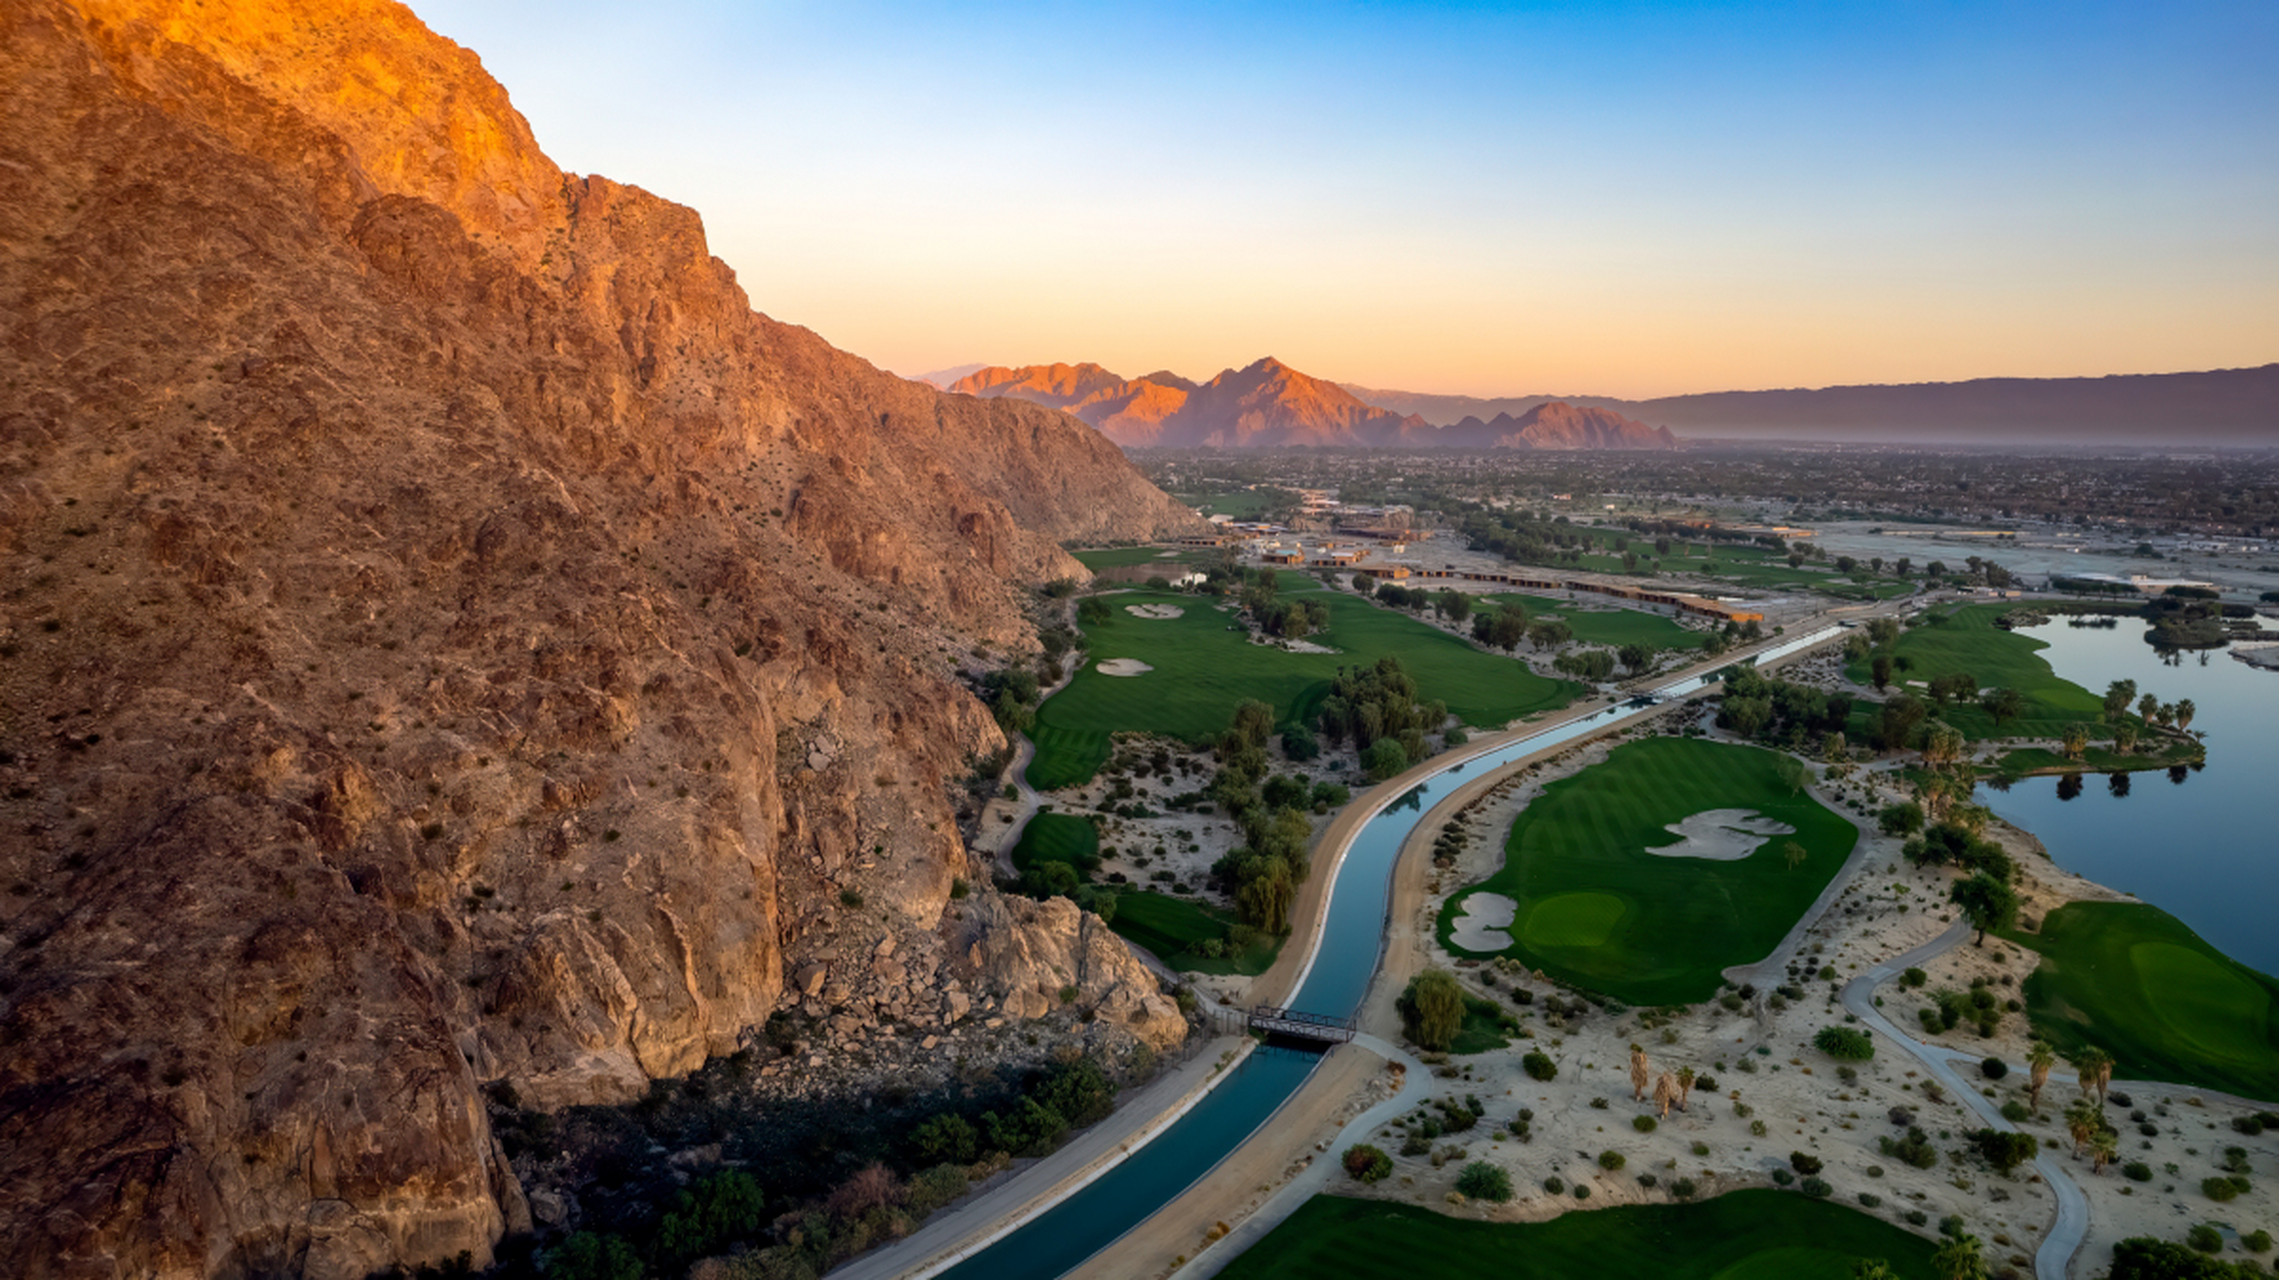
[0,0,1201,1275]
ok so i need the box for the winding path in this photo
[1840,923,2091,1280]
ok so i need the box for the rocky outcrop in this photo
[956,356,1428,448]
[948,897,1188,1051]
[0,0,1199,1275]
[1415,400,1678,450]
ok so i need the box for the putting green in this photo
[2006,901,2279,1101]
[1524,892,1627,948]
[1029,588,1580,789]
[1214,1190,1942,1280]
[1439,737,1857,1005]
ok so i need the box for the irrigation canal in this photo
[921,623,1846,1280]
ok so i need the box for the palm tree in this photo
[2065,1096,2104,1156]
[1676,1065,1697,1111]
[1653,1071,1679,1119]
[2176,698,2197,734]
[2113,722,2139,754]
[1630,1045,1651,1103]
[1850,1262,1897,1280]
[2060,722,2090,760]
[2027,1041,2057,1112]
[1932,1232,1990,1280]
[2089,1126,2119,1174]
[2072,1047,2115,1105]
[2137,691,2159,723]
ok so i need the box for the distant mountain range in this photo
[1344,364,2279,446]
[948,357,1675,450]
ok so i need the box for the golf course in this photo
[1027,587,1579,789]
[1214,1190,1944,1280]
[1844,603,2112,741]
[2006,900,2279,1100]
[1106,890,1280,976]
[1439,737,1858,1006]
[1480,593,1709,652]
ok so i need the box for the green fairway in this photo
[1172,489,1282,518]
[1072,546,1215,571]
[1029,589,1581,789]
[1480,595,1707,651]
[1106,890,1281,975]
[1989,740,2201,778]
[1439,737,1857,1005]
[2006,901,2279,1101]
[1214,1190,1942,1280]
[1846,603,2113,742]
[1010,812,1099,876]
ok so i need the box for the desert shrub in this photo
[1880,1127,1939,1170]
[1542,1175,1565,1194]
[1343,1144,1393,1184]
[1968,1128,2037,1174]
[904,1164,972,1217]
[1599,1151,1626,1171]
[1522,1051,1558,1081]
[2123,1162,2154,1182]
[1456,1161,1513,1202]
[1671,1178,1698,1200]
[1636,1173,1658,1188]
[1814,1026,1874,1060]
[2001,1100,2032,1123]
[2246,1229,2273,1253]
[1772,1169,1795,1187]
[1573,1184,1591,1200]
[1790,1152,1824,1176]
[2203,1176,2243,1203]
[1800,1177,1832,1199]
[1981,1056,2008,1079]
[1633,1115,1657,1133]
[1400,970,1465,1051]
[2187,1223,2224,1253]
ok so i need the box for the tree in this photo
[2089,1125,2119,1174]
[2175,699,2197,733]
[1618,642,1654,675]
[1774,754,1812,796]
[2027,1040,2057,1112]
[1400,969,1464,1051]
[2111,1236,2266,1279]
[2066,1096,2105,1156]
[1487,603,1529,651]
[549,1233,642,1280]
[1629,1045,1651,1102]
[1870,653,1895,690]
[2104,679,2139,723]
[1878,802,1925,837]
[1921,721,1966,770]
[1815,1026,1875,1060]
[1932,1233,1990,1280]
[1363,736,1408,782]
[2060,722,2091,760]
[1950,873,2018,945]
[1676,1065,1697,1110]
[1436,590,1473,623]
[1981,687,2025,729]
[1782,839,1807,871]
[2073,1047,2115,1105]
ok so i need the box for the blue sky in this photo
[411,0,2278,397]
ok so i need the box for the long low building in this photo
[1381,566,1765,623]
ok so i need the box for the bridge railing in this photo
[1247,1005,1358,1043]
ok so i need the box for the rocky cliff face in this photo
[0,1,1200,1276]
[1419,400,1678,450]
[955,356,1427,448]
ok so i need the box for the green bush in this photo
[2187,1224,2224,1254]
[1542,1175,1565,1194]
[1598,1150,1626,1171]
[1814,1026,1875,1060]
[2245,1230,2273,1253]
[2203,1176,2243,1203]
[1671,1178,1698,1200]
[1800,1177,1832,1198]
[1632,1115,1656,1133]
[1400,970,1465,1051]
[547,1233,641,1280]
[1343,1143,1393,1184]
[2000,1100,2031,1123]
[1981,1056,2008,1079]
[1456,1161,1514,1202]
[1790,1152,1824,1176]
[2122,1161,2153,1182]
[1772,1169,1794,1187]
[1522,1051,1558,1081]
[1573,1184,1592,1200]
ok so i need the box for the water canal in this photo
[931,627,1842,1279]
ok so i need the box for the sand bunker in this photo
[1651,809,1795,861]
[1096,659,1154,677]
[1450,892,1518,950]
[1125,604,1184,619]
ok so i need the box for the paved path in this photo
[1840,923,2091,1280]
[1172,1034,1432,1280]
[825,1036,1255,1280]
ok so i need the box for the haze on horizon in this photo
[412,0,2277,401]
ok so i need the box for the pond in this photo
[1984,620,2279,977]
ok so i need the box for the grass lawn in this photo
[1439,737,1857,1005]
[1844,603,2113,742]
[2005,901,2279,1101]
[1072,546,1216,571]
[1449,994,1512,1055]
[1106,890,1281,976]
[1010,812,1098,877]
[1214,1190,1943,1280]
[1989,740,2201,778]
[1173,489,1283,518]
[1029,589,1581,789]
[1480,594,1707,651]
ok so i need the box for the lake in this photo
[1984,619,2279,977]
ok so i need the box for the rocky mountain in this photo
[1348,365,2279,445]
[955,357,1681,449]
[1418,401,1677,450]
[0,1,1199,1275]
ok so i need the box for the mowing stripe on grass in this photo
[1440,737,1856,1006]
[2005,900,2279,1101]
[1213,1190,1942,1280]
[1029,590,1580,789]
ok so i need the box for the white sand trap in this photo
[1651,809,1795,861]
[1450,892,1518,950]
[1096,659,1153,677]
[1124,603,1184,619]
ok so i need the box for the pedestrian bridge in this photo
[1248,1005,1357,1044]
